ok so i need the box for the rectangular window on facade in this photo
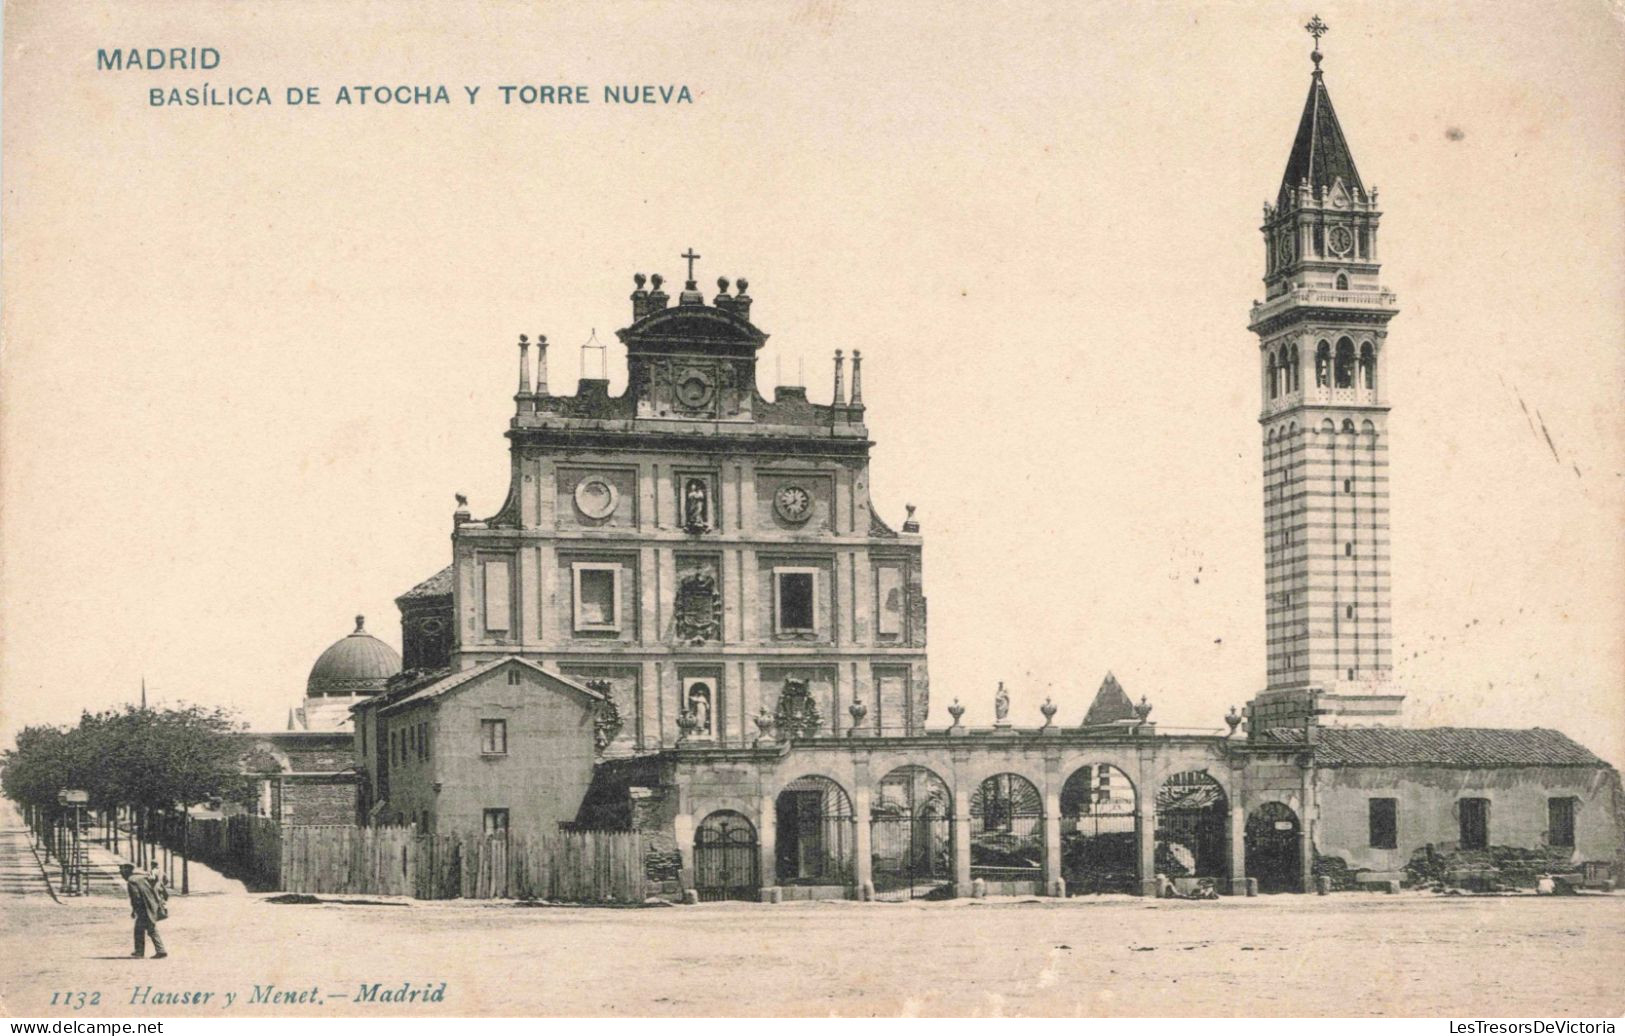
[1548,797,1576,849]
[483,808,509,837]
[480,718,508,755]
[876,566,905,637]
[1369,798,1397,849]
[572,563,622,632]
[1459,797,1490,850]
[507,668,521,685]
[483,559,512,633]
[774,568,817,633]
[423,725,430,760]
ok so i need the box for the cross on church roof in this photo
[681,248,701,285]
[1305,14,1328,49]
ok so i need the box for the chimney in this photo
[733,277,751,322]
[630,273,649,321]
[833,350,845,404]
[647,273,669,311]
[851,349,863,406]
[517,334,532,395]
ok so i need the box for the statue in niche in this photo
[673,570,721,644]
[685,681,714,738]
[774,678,823,739]
[683,478,711,533]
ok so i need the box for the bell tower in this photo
[1246,18,1404,731]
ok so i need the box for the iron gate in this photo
[693,811,758,902]
[970,773,1044,884]
[870,812,953,900]
[871,766,955,900]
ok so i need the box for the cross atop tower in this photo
[681,248,701,286]
[1305,14,1328,69]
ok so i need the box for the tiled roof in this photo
[396,564,453,603]
[380,656,604,714]
[1260,726,1607,768]
[1280,72,1364,200]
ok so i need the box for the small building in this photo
[352,657,605,836]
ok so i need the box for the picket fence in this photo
[279,826,647,903]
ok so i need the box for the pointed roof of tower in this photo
[1279,68,1364,202]
[1083,672,1137,726]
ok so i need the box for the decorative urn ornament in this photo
[1134,695,1153,724]
[947,698,965,726]
[1225,706,1243,736]
[1040,697,1058,728]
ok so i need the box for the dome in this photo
[305,615,402,697]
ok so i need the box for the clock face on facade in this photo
[1328,225,1354,256]
[1278,231,1294,263]
[675,367,714,409]
[773,484,813,524]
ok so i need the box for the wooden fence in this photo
[280,826,647,903]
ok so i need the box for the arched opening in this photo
[1315,341,1331,387]
[1289,344,1301,392]
[775,776,853,888]
[1335,272,1349,290]
[1155,771,1229,884]
[1335,337,1356,388]
[1360,342,1376,391]
[870,766,953,900]
[1059,764,1138,894]
[970,773,1044,889]
[1245,801,1302,893]
[693,810,758,902]
[1267,349,1279,399]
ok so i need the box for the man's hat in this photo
[118,863,134,875]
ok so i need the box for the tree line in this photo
[1,704,254,882]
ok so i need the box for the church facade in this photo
[344,28,1622,903]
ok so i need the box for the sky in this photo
[2,1,1622,764]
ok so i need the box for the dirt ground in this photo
[3,888,1623,1018]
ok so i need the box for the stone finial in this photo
[1040,697,1058,728]
[851,349,863,405]
[517,334,532,395]
[753,707,775,744]
[648,273,669,311]
[1225,706,1243,736]
[733,277,751,322]
[833,349,846,405]
[1134,695,1153,724]
[847,699,868,737]
[947,698,965,725]
[454,493,471,527]
[535,335,549,396]
[631,273,650,320]
[354,614,366,634]
[902,503,920,534]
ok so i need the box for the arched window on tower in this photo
[1267,350,1278,399]
[1360,342,1376,391]
[1315,341,1331,387]
[1289,344,1301,392]
[1335,272,1349,291]
[1335,338,1356,389]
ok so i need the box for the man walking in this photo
[120,862,167,959]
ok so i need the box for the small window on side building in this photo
[1369,798,1397,849]
[480,718,508,755]
[1548,797,1576,849]
[483,808,510,837]
[1459,797,1490,850]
